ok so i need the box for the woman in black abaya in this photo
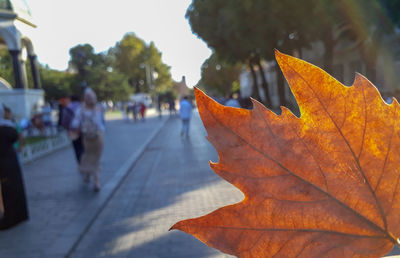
[0,105,28,229]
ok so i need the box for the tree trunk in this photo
[360,43,377,84]
[248,61,261,102]
[276,64,286,107]
[322,28,334,75]
[255,58,272,109]
[298,47,303,59]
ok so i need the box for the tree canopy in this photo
[198,53,241,96]
[110,33,174,96]
[30,33,175,102]
[186,0,400,107]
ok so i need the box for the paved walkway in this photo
[68,112,242,258]
[0,113,169,257]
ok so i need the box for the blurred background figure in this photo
[179,96,193,138]
[4,106,23,154]
[156,95,162,119]
[41,103,54,135]
[139,102,146,121]
[41,103,52,127]
[62,95,84,163]
[121,103,130,122]
[57,97,69,131]
[62,94,84,164]
[71,88,105,192]
[225,93,241,108]
[0,104,29,230]
[168,98,176,116]
[129,102,138,122]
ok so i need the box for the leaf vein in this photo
[280,57,389,234]
[207,107,389,240]
[197,225,386,239]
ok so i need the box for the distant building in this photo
[174,76,190,100]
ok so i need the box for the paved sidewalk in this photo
[65,112,400,258]
[69,112,243,258]
[0,114,169,257]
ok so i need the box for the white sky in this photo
[27,0,211,87]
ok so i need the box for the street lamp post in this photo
[140,63,152,91]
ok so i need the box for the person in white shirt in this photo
[179,96,193,137]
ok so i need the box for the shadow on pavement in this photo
[71,114,242,257]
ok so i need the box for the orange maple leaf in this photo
[171,50,400,257]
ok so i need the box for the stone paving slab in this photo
[69,113,243,257]
[0,114,169,257]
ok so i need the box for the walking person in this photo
[168,98,176,116]
[156,95,162,119]
[0,104,29,229]
[131,102,138,122]
[179,96,193,137]
[71,88,105,192]
[122,103,129,122]
[4,106,24,154]
[57,97,68,131]
[139,102,146,121]
[62,95,84,163]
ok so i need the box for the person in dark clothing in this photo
[57,97,68,131]
[62,95,84,163]
[0,105,29,229]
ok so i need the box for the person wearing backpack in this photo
[71,88,105,192]
[62,95,84,163]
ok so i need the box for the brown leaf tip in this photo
[169,221,184,232]
[169,222,178,231]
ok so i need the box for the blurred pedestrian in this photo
[156,95,162,119]
[122,103,129,122]
[57,97,68,131]
[71,88,105,192]
[179,96,193,137]
[139,102,146,121]
[225,93,241,108]
[130,102,138,122]
[41,103,52,127]
[0,104,29,229]
[168,98,176,116]
[4,106,23,153]
[62,95,84,163]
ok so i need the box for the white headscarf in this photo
[0,104,15,127]
[83,88,97,108]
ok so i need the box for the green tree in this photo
[186,0,266,103]
[186,0,318,108]
[69,44,102,81]
[110,33,174,96]
[198,53,241,96]
[338,0,397,84]
[40,65,73,101]
[110,33,147,92]
[0,48,14,86]
[68,44,132,101]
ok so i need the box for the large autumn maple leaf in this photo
[171,51,400,257]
